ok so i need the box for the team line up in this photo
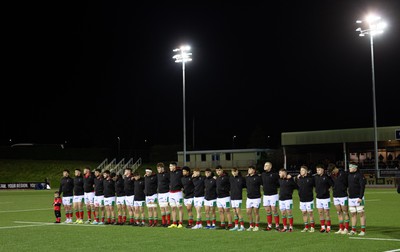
[55,161,366,235]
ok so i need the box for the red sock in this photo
[321,219,325,228]
[282,217,287,227]
[234,219,238,225]
[274,215,280,226]
[339,223,344,230]
[75,212,79,219]
[327,220,331,227]
[87,210,92,219]
[162,215,166,225]
[167,214,171,224]
[80,211,84,219]
[345,222,349,230]
[289,217,293,226]
[267,215,272,225]
[207,220,211,226]
[118,216,122,223]
[305,224,309,229]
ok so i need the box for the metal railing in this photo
[96,158,108,171]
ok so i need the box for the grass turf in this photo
[0,188,399,252]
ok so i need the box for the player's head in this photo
[182,166,190,176]
[300,165,308,176]
[349,163,358,173]
[264,162,272,172]
[248,165,256,175]
[279,168,287,178]
[157,162,165,173]
[316,164,325,176]
[215,165,223,176]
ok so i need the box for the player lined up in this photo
[57,161,366,235]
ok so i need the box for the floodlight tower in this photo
[173,45,192,166]
[355,15,387,177]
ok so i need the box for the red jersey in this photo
[53,197,62,211]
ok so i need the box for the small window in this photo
[201,154,206,162]
[226,153,231,161]
[186,154,190,162]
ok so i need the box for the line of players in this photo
[57,161,366,235]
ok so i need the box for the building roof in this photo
[177,148,271,155]
[281,126,400,146]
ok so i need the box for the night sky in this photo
[2,1,400,150]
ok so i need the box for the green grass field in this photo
[1,188,399,252]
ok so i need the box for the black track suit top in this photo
[261,171,280,196]
[246,174,262,199]
[115,177,125,197]
[103,177,115,198]
[144,173,158,196]
[83,172,95,193]
[314,174,333,199]
[331,169,349,198]
[279,177,297,201]
[182,175,195,199]
[296,175,315,202]
[192,175,205,197]
[216,173,230,198]
[204,176,217,201]
[134,177,145,201]
[157,172,170,194]
[169,169,183,192]
[124,175,135,196]
[348,169,366,199]
[59,176,74,197]
[73,175,84,196]
[94,176,104,196]
[230,174,246,200]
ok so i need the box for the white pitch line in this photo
[349,237,400,242]
[0,208,52,213]
[14,221,105,227]
[383,249,400,252]
[0,224,49,229]
[14,221,55,225]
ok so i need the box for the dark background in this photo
[2,1,399,152]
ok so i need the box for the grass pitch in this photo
[0,188,399,252]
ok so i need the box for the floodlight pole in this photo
[173,46,192,166]
[369,34,379,178]
[356,15,386,178]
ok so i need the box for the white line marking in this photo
[365,199,381,202]
[0,224,48,229]
[14,221,105,227]
[383,249,400,252]
[0,208,52,213]
[349,237,400,242]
